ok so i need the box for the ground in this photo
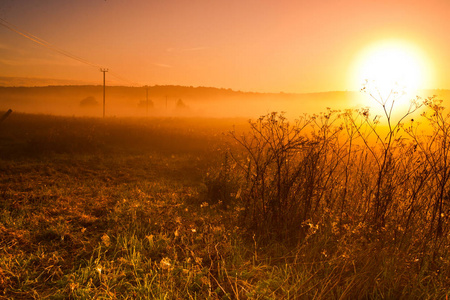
[0,112,449,299]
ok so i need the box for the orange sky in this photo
[0,0,449,93]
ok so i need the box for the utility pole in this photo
[145,85,149,116]
[100,68,108,118]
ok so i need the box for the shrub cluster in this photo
[225,90,450,261]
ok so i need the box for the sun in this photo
[351,40,433,109]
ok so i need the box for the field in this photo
[1,103,450,299]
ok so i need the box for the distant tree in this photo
[175,99,188,109]
[79,96,98,107]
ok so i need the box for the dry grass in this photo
[0,110,449,299]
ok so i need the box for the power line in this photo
[109,70,141,86]
[0,17,142,87]
[0,17,102,69]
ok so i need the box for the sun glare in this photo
[351,40,433,109]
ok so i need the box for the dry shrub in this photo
[228,91,450,261]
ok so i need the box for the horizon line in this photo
[0,82,446,95]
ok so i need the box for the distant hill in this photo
[0,85,445,118]
[0,76,95,87]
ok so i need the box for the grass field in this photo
[1,110,450,299]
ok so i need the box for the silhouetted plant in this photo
[204,151,239,209]
[403,97,450,244]
[230,111,345,242]
[356,81,423,229]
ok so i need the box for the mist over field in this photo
[0,85,375,119]
[1,85,446,120]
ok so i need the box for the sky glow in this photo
[0,0,448,92]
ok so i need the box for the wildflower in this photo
[101,234,111,247]
[160,257,172,270]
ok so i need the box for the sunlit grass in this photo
[1,110,450,299]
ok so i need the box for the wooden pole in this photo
[100,68,108,118]
[146,85,149,116]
